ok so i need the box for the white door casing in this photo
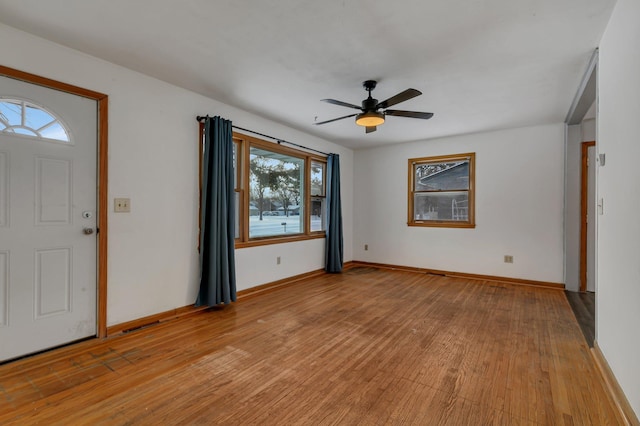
[0,76,97,362]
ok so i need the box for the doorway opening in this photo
[580,141,596,293]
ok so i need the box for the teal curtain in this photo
[196,116,237,306]
[325,153,343,273]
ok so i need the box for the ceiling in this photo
[0,0,615,149]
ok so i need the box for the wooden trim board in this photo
[0,65,110,338]
[236,265,343,300]
[351,261,565,289]
[106,265,343,336]
[580,141,596,292]
[107,305,211,336]
[592,342,640,426]
[108,260,562,336]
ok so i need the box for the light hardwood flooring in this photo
[0,267,622,425]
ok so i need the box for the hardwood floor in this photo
[0,267,621,425]
[564,291,596,348]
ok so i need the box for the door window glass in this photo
[0,98,71,142]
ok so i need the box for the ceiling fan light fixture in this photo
[316,81,432,132]
[355,111,385,127]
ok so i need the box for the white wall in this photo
[597,0,640,417]
[354,123,565,283]
[582,118,596,141]
[0,23,353,326]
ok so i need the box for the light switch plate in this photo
[114,198,131,213]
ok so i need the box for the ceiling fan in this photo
[314,80,434,134]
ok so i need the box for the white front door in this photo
[0,76,97,362]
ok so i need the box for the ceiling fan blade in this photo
[377,88,422,109]
[321,99,362,110]
[365,126,377,134]
[313,113,358,125]
[385,110,434,120]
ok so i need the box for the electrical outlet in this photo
[364,244,368,251]
[504,255,514,264]
[276,256,281,265]
[114,198,130,213]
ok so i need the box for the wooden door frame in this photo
[580,141,596,292]
[0,65,109,338]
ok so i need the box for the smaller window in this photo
[408,153,475,228]
[310,160,326,232]
[233,139,241,240]
[0,98,70,142]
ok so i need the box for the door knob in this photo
[83,227,94,235]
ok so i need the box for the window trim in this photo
[199,127,326,249]
[309,159,327,233]
[407,152,476,229]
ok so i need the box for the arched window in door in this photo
[0,98,71,142]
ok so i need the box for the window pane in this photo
[39,122,69,141]
[233,142,239,189]
[249,146,304,238]
[235,192,240,239]
[311,161,325,196]
[12,127,37,136]
[311,197,326,232]
[25,104,55,130]
[414,192,469,221]
[414,160,469,191]
[0,101,21,126]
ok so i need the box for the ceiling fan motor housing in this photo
[362,97,378,111]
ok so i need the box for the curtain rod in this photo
[196,116,330,157]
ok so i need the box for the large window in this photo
[249,146,305,238]
[225,133,326,247]
[408,153,475,228]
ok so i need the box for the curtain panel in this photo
[325,153,344,273]
[196,116,237,306]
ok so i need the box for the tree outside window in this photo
[200,130,328,246]
[249,147,304,238]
